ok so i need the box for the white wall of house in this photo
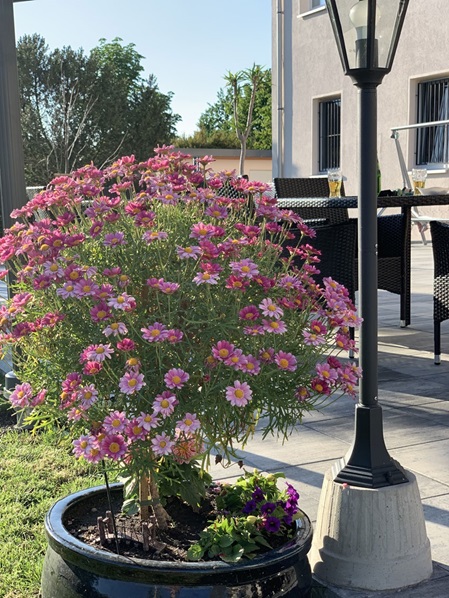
[272,0,449,206]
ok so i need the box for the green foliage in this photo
[174,67,272,151]
[17,35,180,184]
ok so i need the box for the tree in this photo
[17,35,180,184]
[175,66,271,173]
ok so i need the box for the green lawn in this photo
[0,425,107,598]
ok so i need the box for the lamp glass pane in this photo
[329,0,403,70]
[376,0,402,68]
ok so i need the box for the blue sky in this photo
[13,0,272,136]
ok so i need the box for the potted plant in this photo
[0,147,360,597]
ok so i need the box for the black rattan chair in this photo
[274,178,411,327]
[430,221,449,364]
[274,178,348,225]
[282,220,357,300]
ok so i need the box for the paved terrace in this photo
[209,241,449,597]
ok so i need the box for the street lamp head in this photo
[325,0,409,87]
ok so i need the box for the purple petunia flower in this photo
[263,516,281,533]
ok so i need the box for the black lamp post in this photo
[325,0,409,488]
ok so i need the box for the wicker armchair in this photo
[274,178,348,225]
[430,221,449,364]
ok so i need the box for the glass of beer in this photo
[411,168,427,195]
[328,168,342,198]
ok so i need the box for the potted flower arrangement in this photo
[0,147,360,597]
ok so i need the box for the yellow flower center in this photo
[235,389,244,399]
[159,440,167,448]
[172,376,181,385]
[150,329,161,337]
[128,379,137,387]
[218,349,229,358]
[95,347,105,354]
[184,419,192,426]
[279,359,289,369]
[117,296,125,304]
[241,266,250,273]
[112,419,121,427]
[160,400,169,408]
[97,311,107,319]
[109,442,120,453]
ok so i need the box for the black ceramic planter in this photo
[41,484,313,598]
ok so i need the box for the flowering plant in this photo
[0,146,360,535]
[187,470,302,562]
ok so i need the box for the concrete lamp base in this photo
[310,468,432,591]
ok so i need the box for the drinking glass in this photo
[328,168,342,198]
[411,168,427,195]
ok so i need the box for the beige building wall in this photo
[176,148,272,183]
[273,0,449,221]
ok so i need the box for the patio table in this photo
[277,195,449,326]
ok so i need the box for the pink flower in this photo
[225,381,252,407]
[78,384,98,408]
[238,305,260,321]
[230,258,259,279]
[311,377,331,395]
[224,348,246,369]
[137,412,160,431]
[90,302,112,323]
[101,434,128,460]
[295,387,311,402]
[166,329,183,343]
[159,281,180,294]
[310,320,327,335]
[80,343,114,363]
[141,322,169,342]
[143,230,168,243]
[125,418,147,441]
[176,413,201,433]
[9,382,33,408]
[193,271,219,285]
[176,245,201,260]
[259,347,275,363]
[274,351,297,372]
[259,298,284,320]
[103,321,128,337]
[103,232,127,247]
[151,433,174,456]
[117,338,136,351]
[103,410,128,433]
[107,293,136,311]
[153,391,178,417]
[73,434,96,458]
[56,281,77,298]
[262,319,287,334]
[303,331,326,346]
[74,278,99,298]
[189,222,216,240]
[119,371,145,395]
[225,275,250,292]
[83,361,103,375]
[212,340,235,362]
[164,368,189,389]
[239,355,261,376]
[316,363,338,383]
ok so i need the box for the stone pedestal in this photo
[310,469,432,591]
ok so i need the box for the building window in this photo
[311,0,325,8]
[319,98,341,171]
[416,77,449,166]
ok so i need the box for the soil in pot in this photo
[66,484,302,562]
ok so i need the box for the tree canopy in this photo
[17,35,180,184]
[174,66,272,152]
